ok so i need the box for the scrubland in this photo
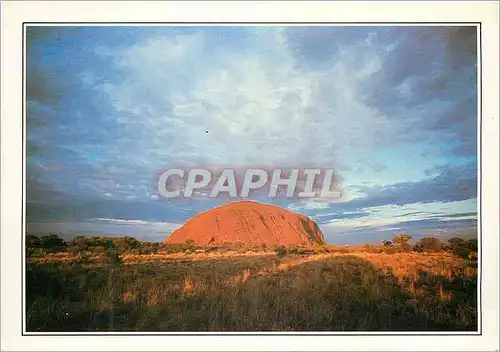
[26,235,478,332]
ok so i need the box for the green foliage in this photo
[41,234,66,249]
[275,246,288,257]
[27,234,67,253]
[69,236,105,252]
[65,236,160,255]
[448,237,466,247]
[447,237,477,259]
[413,237,442,253]
[106,244,122,265]
[466,238,478,252]
[111,236,141,253]
[26,234,41,248]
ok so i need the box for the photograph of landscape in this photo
[25,25,478,332]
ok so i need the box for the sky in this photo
[26,26,478,244]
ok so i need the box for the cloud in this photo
[317,199,477,244]
[89,28,402,172]
[311,211,371,224]
[290,161,476,216]
[353,162,477,208]
[25,26,478,243]
[27,219,181,242]
[371,163,387,172]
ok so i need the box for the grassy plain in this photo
[26,246,477,332]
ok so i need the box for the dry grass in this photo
[26,250,477,332]
[354,251,474,280]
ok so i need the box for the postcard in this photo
[1,1,498,351]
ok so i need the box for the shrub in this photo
[383,246,398,254]
[275,246,288,257]
[106,242,122,265]
[392,233,412,245]
[185,239,196,250]
[75,252,91,263]
[27,247,46,258]
[381,240,393,247]
[413,237,442,253]
[26,234,41,248]
[39,234,67,252]
[136,242,159,255]
[447,237,477,259]
[466,238,478,252]
[400,242,412,252]
[391,234,413,252]
[111,236,141,253]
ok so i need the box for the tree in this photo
[26,234,41,248]
[111,236,140,253]
[381,240,393,247]
[467,238,478,252]
[392,234,412,252]
[413,237,442,252]
[447,237,476,258]
[392,234,412,245]
[448,237,466,250]
[39,234,66,252]
[26,234,42,257]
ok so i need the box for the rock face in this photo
[165,201,326,246]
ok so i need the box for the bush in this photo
[466,238,478,252]
[111,236,142,253]
[66,236,160,255]
[106,241,122,265]
[27,248,46,258]
[381,240,393,247]
[26,234,41,248]
[391,234,413,252]
[413,237,442,253]
[184,239,196,250]
[275,246,288,257]
[159,242,190,253]
[447,237,477,259]
[69,236,107,252]
[383,246,398,254]
[400,242,412,252]
[392,234,412,245]
[38,234,66,252]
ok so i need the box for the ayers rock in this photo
[165,200,326,246]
